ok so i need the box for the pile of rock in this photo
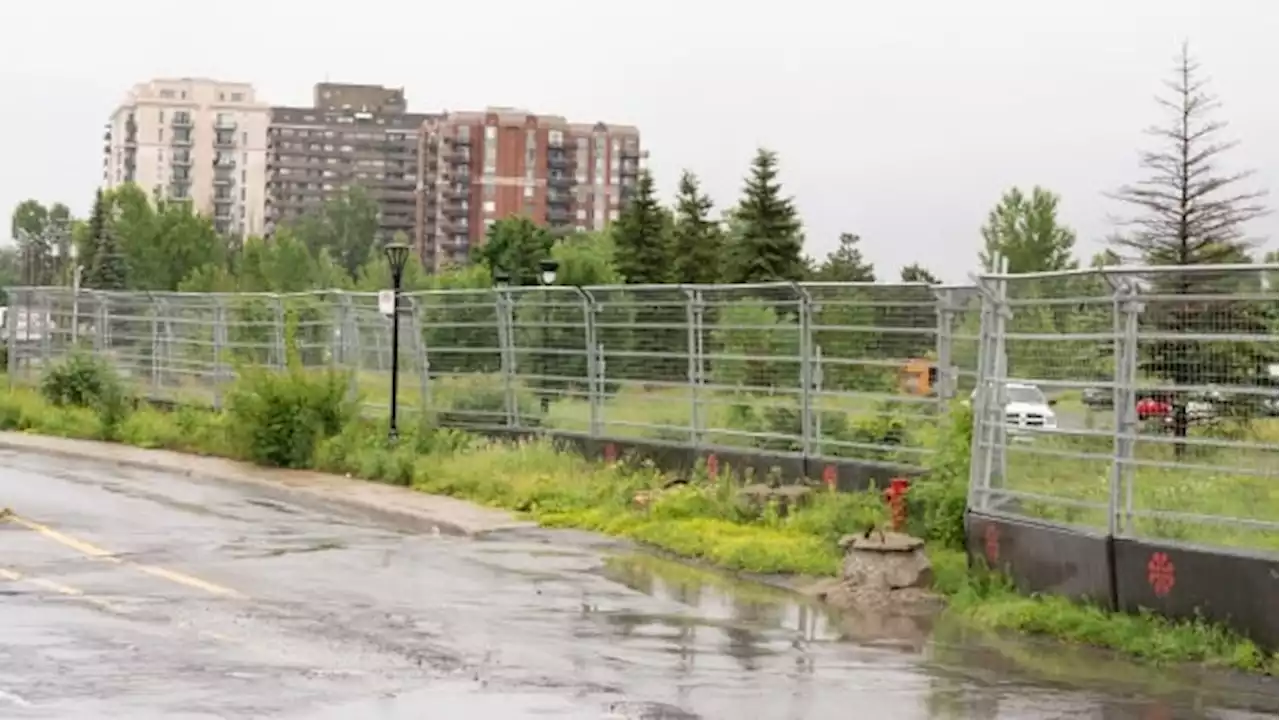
[805,530,943,646]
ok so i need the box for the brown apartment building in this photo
[415,108,641,270]
[265,83,435,241]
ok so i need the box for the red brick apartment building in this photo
[414,107,642,271]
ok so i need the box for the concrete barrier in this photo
[1113,538,1279,652]
[966,511,1116,609]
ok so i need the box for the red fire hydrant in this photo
[883,477,910,531]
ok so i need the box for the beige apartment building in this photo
[416,108,641,270]
[103,78,270,238]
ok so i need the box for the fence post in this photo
[812,345,825,457]
[39,289,52,369]
[575,287,600,438]
[1107,274,1143,537]
[968,256,1011,512]
[933,287,958,408]
[684,287,702,446]
[212,297,227,410]
[4,289,16,385]
[271,295,286,369]
[94,293,108,354]
[408,295,431,419]
[795,283,815,458]
[493,288,516,427]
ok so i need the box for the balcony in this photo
[171,115,193,128]
[547,173,572,189]
[547,206,571,223]
[171,134,194,147]
[446,135,471,147]
[547,150,572,170]
[619,146,641,159]
[442,200,469,218]
[213,133,236,149]
[214,118,237,131]
[445,149,471,165]
[171,154,193,167]
[444,184,469,201]
[213,173,235,187]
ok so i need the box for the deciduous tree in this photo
[978,186,1078,274]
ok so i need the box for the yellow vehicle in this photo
[899,358,938,396]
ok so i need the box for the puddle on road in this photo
[597,552,1279,719]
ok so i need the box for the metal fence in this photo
[2,281,981,470]
[969,263,1280,554]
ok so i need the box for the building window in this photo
[524,185,534,199]
[549,130,564,147]
[457,125,470,141]
[576,209,587,220]
[483,183,496,200]
[159,90,175,99]
[484,125,497,140]
[231,92,244,102]
[483,200,496,214]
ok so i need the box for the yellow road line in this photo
[0,566,119,612]
[3,514,246,600]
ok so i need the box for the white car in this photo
[971,382,1058,431]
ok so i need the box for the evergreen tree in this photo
[726,148,805,284]
[670,171,723,284]
[813,232,875,282]
[612,170,671,284]
[86,191,128,290]
[899,263,940,284]
[1108,42,1272,446]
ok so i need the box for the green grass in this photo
[1,363,1275,675]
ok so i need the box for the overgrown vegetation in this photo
[0,357,1272,674]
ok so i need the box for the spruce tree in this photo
[813,232,875,282]
[726,148,805,284]
[87,194,128,290]
[670,171,723,284]
[80,189,107,280]
[611,169,671,284]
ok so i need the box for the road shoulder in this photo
[0,432,532,537]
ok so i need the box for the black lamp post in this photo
[384,243,411,442]
[537,259,559,414]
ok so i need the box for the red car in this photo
[1135,396,1172,420]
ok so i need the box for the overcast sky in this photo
[0,0,1275,281]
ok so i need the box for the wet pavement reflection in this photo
[0,449,1275,719]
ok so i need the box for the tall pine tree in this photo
[670,170,723,284]
[86,189,128,290]
[612,169,671,284]
[1108,42,1271,447]
[726,148,805,284]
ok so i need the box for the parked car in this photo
[1081,387,1113,409]
[970,383,1058,432]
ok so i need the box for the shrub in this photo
[39,353,132,440]
[226,367,353,468]
[909,401,972,549]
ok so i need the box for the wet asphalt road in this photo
[1,450,1276,720]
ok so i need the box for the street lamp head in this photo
[492,268,511,288]
[384,243,411,280]
[539,258,559,286]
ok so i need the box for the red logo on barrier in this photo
[822,464,837,490]
[705,453,719,479]
[1147,552,1176,597]
[983,524,1000,565]
[603,443,617,464]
